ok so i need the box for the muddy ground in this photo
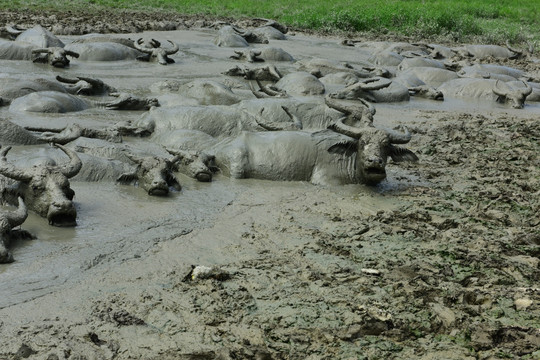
[0,10,539,360]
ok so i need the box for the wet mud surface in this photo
[0,11,539,360]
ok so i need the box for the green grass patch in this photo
[3,0,539,43]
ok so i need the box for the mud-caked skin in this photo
[0,197,28,263]
[55,75,116,96]
[0,144,81,226]
[117,154,182,196]
[32,47,79,68]
[134,38,179,65]
[439,78,533,109]
[166,149,217,182]
[98,93,160,110]
[211,122,418,185]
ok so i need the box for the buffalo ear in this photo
[116,173,138,184]
[327,141,356,157]
[389,145,419,162]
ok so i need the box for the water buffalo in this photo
[32,47,80,67]
[55,75,117,96]
[133,38,179,65]
[439,78,533,108]
[223,64,282,81]
[230,47,294,62]
[0,121,83,145]
[9,91,159,113]
[64,41,142,61]
[0,144,81,226]
[0,197,30,263]
[207,123,418,185]
[116,153,183,195]
[14,25,64,48]
[214,26,250,47]
[328,77,411,103]
[0,41,78,67]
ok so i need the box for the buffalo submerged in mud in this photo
[0,13,539,360]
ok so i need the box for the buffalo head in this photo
[492,80,533,109]
[102,93,160,111]
[0,197,28,263]
[328,120,418,184]
[167,149,217,182]
[134,38,179,65]
[32,47,79,68]
[56,75,116,96]
[118,153,182,196]
[0,144,81,226]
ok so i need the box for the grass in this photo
[3,0,540,44]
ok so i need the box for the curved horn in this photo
[359,77,392,91]
[358,98,376,115]
[165,40,179,55]
[5,197,28,228]
[56,75,78,84]
[150,38,161,48]
[506,40,523,56]
[520,81,533,96]
[249,81,266,98]
[325,96,375,117]
[328,117,366,139]
[65,50,79,58]
[76,76,104,87]
[31,48,52,54]
[133,38,152,54]
[6,25,24,35]
[492,80,509,97]
[387,125,412,144]
[54,143,82,178]
[0,146,33,182]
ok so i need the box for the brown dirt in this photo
[0,9,539,360]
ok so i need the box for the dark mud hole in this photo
[0,10,539,360]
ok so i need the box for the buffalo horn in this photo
[134,38,152,54]
[54,144,82,178]
[5,197,28,228]
[31,48,52,54]
[506,40,523,57]
[0,146,33,181]
[77,76,104,87]
[492,80,509,97]
[388,125,412,144]
[65,50,79,58]
[520,80,533,96]
[6,25,24,35]
[328,117,366,139]
[165,40,179,55]
[359,77,392,91]
[56,75,79,84]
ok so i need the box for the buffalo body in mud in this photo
[9,91,159,113]
[208,123,418,185]
[0,144,81,226]
[0,26,78,67]
[439,78,533,108]
[0,197,30,263]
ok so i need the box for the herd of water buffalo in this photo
[0,20,538,263]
